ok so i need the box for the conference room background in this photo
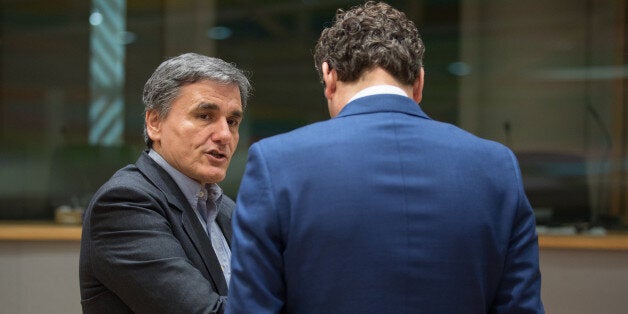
[0,0,626,229]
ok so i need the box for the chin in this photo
[204,172,226,184]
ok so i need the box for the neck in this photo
[328,68,413,117]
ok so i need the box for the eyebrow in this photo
[231,110,244,118]
[197,102,243,118]
[197,103,219,111]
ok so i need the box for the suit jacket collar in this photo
[134,152,188,210]
[337,94,431,121]
[135,150,233,234]
[135,151,229,294]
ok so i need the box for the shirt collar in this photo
[347,85,409,103]
[148,149,222,211]
[336,93,431,122]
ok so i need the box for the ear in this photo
[322,62,337,101]
[145,110,162,145]
[412,67,425,103]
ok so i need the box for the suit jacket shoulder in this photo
[80,151,228,314]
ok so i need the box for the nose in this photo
[211,119,232,144]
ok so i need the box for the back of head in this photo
[141,53,251,148]
[313,1,425,85]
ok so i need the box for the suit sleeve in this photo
[491,150,545,314]
[86,184,225,314]
[227,143,286,314]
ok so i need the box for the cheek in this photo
[231,132,239,149]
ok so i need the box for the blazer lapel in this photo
[181,209,229,294]
[135,151,228,294]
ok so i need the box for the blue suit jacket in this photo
[228,95,544,313]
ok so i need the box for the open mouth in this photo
[208,150,227,160]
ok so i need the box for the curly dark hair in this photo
[313,1,425,85]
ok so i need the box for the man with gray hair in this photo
[80,53,251,314]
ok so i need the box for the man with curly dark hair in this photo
[227,2,544,313]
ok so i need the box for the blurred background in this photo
[0,0,626,227]
[0,1,627,313]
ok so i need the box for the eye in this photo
[227,118,241,127]
[198,113,212,120]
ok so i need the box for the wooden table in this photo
[1,222,627,251]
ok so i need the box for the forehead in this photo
[175,80,242,107]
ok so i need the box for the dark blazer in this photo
[80,151,233,314]
[228,94,544,313]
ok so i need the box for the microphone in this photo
[502,120,512,149]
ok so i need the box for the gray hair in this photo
[142,53,252,148]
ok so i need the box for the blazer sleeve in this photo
[85,183,225,314]
[491,149,545,314]
[227,143,286,314]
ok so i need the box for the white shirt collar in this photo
[347,85,409,103]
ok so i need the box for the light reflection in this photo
[89,11,103,26]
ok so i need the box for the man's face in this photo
[147,79,243,185]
